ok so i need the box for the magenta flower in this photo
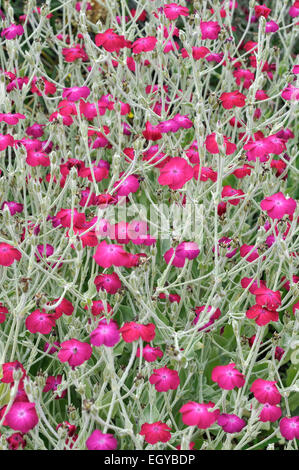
[164,3,189,20]
[205,133,236,155]
[246,304,279,326]
[200,21,221,40]
[164,247,185,268]
[280,416,299,440]
[140,422,171,444]
[43,375,66,399]
[0,133,14,150]
[26,150,50,167]
[180,401,220,429]
[0,242,22,266]
[90,319,120,347]
[132,36,157,54]
[281,84,299,101]
[95,29,126,52]
[50,298,74,319]
[255,4,271,18]
[240,244,260,263]
[220,91,246,109]
[5,402,38,433]
[86,429,117,450]
[93,241,132,268]
[119,322,155,343]
[250,379,281,405]
[1,361,26,384]
[176,242,200,260]
[25,310,56,335]
[114,174,140,197]
[1,24,24,40]
[221,186,245,205]
[0,113,26,125]
[254,287,281,310]
[6,432,26,450]
[55,208,86,228]
[62,86,90,102]
[58,339,92,367]
[149,367,180,392]
[260,192,296,220]
[0,303,8,323]
[212,363,245,390]
[266,20,279,33]
[136,344,163,362]
[158,157,193,190]
[1,201,23,215]
[94,272,121,294]
[217,414,246,433]
[259,404,282,422]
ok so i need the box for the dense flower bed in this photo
[0,0,298,450]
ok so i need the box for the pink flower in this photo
[1,24,24,39]
[200,21,221,40]
[176,242,200,260]
[157,119,180,134]
[217,414,246,433]
[164,3,189,20]
[279,416,299,440]
[0,303,8,323]
[241,277,267,294]
[1,201,23,215]
[95,29,127,52]
[26,123,44,138]
[275,347,285,361]
[158,157,193,190]
[164,247,185,268]
[246,305,279,326]
[5,402,38,433]
[255,4,271,18]
[26,150,50,167]
[90,319,120,347]
[250,379,281,405]
[266,20,279,33]
[62,86,90,101]
[0,113,25,125]
[93,241,132,268]
[86,430,117,450]
[240,244,260,263]
[136,345,163,362]
[172,114,193,129]
[149,367,180,392]
[114,174,140,196]
[260,192,296,220]
[142,121,162,141]
[0,133,14,150]
[58,339,92,367]
[212,363,245,390]
[132,37,157,53]
[50,298,74,319]
[220,91,246,109]
[94,273,121,294]
[281,84,299,101]
[205,133,236,155]
[119,322,155,343]
[180,401,220,429]
[254,287,281,310]
[1,361,26,383]
[140,422,171,444]
[25,310,56,335]
[43,375,66,399]
[221,186,245,205]
[6,432,26,450]
[193,305,221,331]
[56,208,86,228]
[259,404,282,422]
[0,242,22,266]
